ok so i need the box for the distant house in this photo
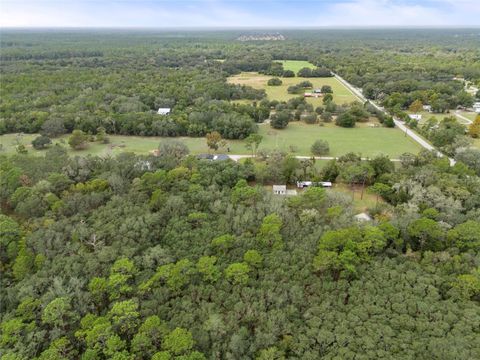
[197,154,230,161]
[304,92,313,97]
[408,114,422,121]
[296,181,332,188]
[313,89,322,94]
[354,213,372,222]
[157,108,171,115]
[423,105,432,112]
[473,102,480,113]
[273,185,287,195]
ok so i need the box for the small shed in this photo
[423,105,432,112]
[157,108,171,115]
[354,212,372,222]
[313,89,322,94]
[474,102,480,113]
[408,114,422,121]
[273,185,287,195]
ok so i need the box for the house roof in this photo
[354,213,372,221]
[157,108,171,115]
[273,185,287,191]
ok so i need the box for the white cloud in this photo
[315,0,480,27]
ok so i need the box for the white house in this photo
[409,114,422,121]
[423,105,432,112]
[354,213,372,222]
[157,108,171,115]
[273,185,287,195]
[473,102,480,113]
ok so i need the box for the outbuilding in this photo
[273,185,287,195]
[157,108,171,115]
[408,114,422,121]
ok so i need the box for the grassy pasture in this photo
[1,122,421,159]
[276,60,316,73]
[228,72,359,105]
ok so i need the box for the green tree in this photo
[243,250,263,269]
[407,218,445,251]
[244,134,263,157]
[32,135,52,150]
[225,262,250,285]
[163,328,194,355]
[68,130,88,150]
[257,214,283,249]
[196,256,220,283]
[42,297,75,329]
[310,139,330,156]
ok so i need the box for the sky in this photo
[1,0,479,28]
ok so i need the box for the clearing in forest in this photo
[228,72,358,105]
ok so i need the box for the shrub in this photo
[32,135,52,150]
[267,78,282,86]
[270,111,291,129]
[336,112,356,128]
[311,140,330,156]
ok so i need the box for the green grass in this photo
[332,183,382,213]
[276,60,316,73]
[1,122,421,158]
[254,122,420,158]
[228,72,359,105]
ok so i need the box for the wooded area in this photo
[1,29,480,359]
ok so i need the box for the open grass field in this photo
[332,183,382,213]
[255,122,420,158]
[228,72,359,105]
[457,111,478,122]
[276,60,315,73]
[1,121,421,159]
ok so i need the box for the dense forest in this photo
[1,29,479,138]
[1,144,480,359]
[1,29,480,359]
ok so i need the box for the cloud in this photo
[0,0,479,28]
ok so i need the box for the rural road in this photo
[228,154,401,162]
[333,73,456,166]
[454,110,473,125]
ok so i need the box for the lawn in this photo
[254,122,420,158]
[331,183,382,213]
[228,72,359,105]
[276,60,315,73]
[1,122,421,159]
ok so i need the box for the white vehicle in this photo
[296,181,332,188]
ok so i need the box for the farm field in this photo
[276,60,315,73]
[1,122,421,158]
[228,72,359,105]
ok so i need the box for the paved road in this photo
[228,154,401,162]
[454,110,473,125]
[334,73,456,166]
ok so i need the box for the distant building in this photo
[273,185,287,195]
[354,213,372,222]
[473,102,480,113]
[157,108,171,115]
[313,89,322,94]
[296,181,332,188]
[197,154,230,161]
[304,92,313,97]
[423,105,432,112]
[408,114,422,121]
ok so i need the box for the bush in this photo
[270,111,290,129]
[384,117,395,128]
[311,139,330,156]
[283,70,295,77]
[336,112,356,128]
[68,130,88,150]
[321,85,333,93]
[302,113,317,124]
[32,135,52,150]
[267,78,282,86]
[321,112,333,123]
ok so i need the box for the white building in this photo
[273,185,287,195]
[408,114,422,121]
[473,102,480,113]
[157,108,171,115]
[354,213,372,222]
[423,105,432,112]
